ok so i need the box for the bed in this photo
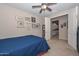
[0,35,49,56]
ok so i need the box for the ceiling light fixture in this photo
[41,4,47,9]
[32,3,56,13]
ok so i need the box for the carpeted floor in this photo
[43,36,79,56]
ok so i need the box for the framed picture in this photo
[32,23,40,28]
[15,16,24,28]
[63,22,66,27]
[25,17,30,22]
[61,24,63,28]
[31,17,36,23]
[17,21,24,28]
[15,16,23,21]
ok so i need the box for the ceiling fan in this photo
[32,3,56,13]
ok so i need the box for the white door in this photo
[45,17,51,40]
[59,16,68,40]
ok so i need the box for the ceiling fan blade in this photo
[42,3,47,5]
[39,9,42,13]
[46,7,52,11]
[32,5,41,8]
[46,3,56,6]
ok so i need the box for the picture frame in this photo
[63,22,66,27]
[15,16,24,21]
[32,23,40,28]
[17,21,24,28]
[15,16,24,28]
[31,17,36,23]
[25,17,30,22]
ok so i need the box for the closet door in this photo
[59,16,68,40]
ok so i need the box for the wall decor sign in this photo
[31,17,36,23]
[63,22,66,27]
[61,24,63,28]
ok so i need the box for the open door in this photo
[59,15,68,40]
[45,17,51,40]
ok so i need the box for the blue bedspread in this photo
[0,35,49,56]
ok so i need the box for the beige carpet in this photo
[43,36,79,56]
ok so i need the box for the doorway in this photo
[51,20,59,39]
[50,14,68,41]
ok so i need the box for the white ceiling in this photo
[5,3,79,17]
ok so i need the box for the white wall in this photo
[48,6,78,50]
[0,4,44,39]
